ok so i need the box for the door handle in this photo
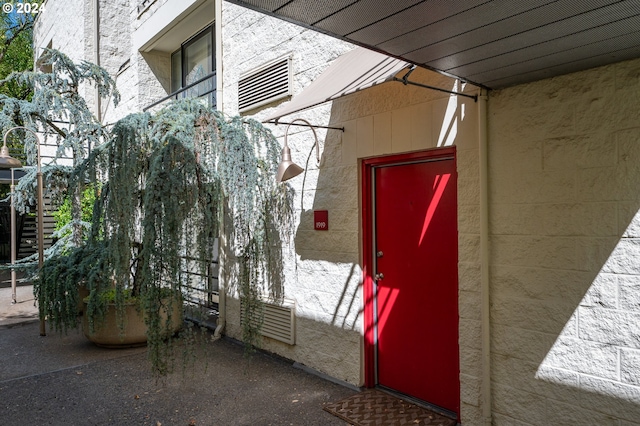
[374,273,384,281]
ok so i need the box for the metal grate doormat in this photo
[323,389,457,426]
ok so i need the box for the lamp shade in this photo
[276,145,304,183]
[0,145,21,169]
[275,118,321,183]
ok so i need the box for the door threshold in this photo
[376,385,459,424]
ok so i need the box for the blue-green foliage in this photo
[18,51,294,375]
[0,49,118,254]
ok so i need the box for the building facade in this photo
[34,1,640,425]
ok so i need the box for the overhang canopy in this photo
[263,47,410,122]
[227,0,640,89]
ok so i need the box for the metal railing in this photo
[143,72,217,112]
[181,254,219,329]
[137,0,156,15]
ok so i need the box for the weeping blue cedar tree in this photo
[3,51,294,375]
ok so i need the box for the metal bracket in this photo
[269,119,344,132]
[393,66,478,102]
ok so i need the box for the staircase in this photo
[17,201,56,260]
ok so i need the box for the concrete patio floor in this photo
[0,285,355,425]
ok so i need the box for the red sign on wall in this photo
[314,210,328,231]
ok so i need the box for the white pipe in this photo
[212,0,225,341]
[93,0,102,123]
[36,156,45,337]
[212,286,225,340]
[10,168,16,304]
[478,89,491,425]
[215,0,223,113]
[213,235,225,340]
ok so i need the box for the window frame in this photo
[171,24,215,93]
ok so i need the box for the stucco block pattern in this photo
[492,325,555,364]
[621,349,640,386]
[489,57,640,424]
[35,0,145,121]
[494,355,582,406]
[492,412,535,426]
[461,403,484,426]
[321,66,483,421]
[34,0,85,61]
[545,399,619,426]
[221,2,365,387]
[459,262,481,292]
[619,275,640,311]
[492,384,547,426]
[579,376,640,422]
[39,0,487,421]
[544,337,619,380]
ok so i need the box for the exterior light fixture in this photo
[0,138,22,168]
[276,118,319,183]
[0,132,21,306]
[3,126,46,336]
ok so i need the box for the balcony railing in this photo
[143,71,216,112]
[137,0,157,15]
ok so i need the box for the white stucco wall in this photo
[37,2,482,424]
[220,6,484,424]
[220,2,362,385]
[34,0,195,123]
[34,0,85,63]
[488,57,640,425]
[334,71,483,425]
[30,1,640,425]
[34,0,142,123]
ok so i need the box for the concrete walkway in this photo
[0,282,39,327]
[0,285,355,425]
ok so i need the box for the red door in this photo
[373,155,459,416]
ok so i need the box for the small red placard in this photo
[314,210,328,231]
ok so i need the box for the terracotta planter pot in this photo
[82,297,183,348]
[77,284,90,315]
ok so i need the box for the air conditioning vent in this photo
[238,56,291,113]
[241,298,296,345]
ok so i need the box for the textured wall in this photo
[488,57,640,425]
[34,0,142,122]
[331,70,482,424]
[34,0,85,62]
[220,1,362,385]
[36,1,487,421]
[221,5,483,423]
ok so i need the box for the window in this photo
[170,25,215,107]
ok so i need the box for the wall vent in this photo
[241,298,296,345]
[238,56,291,113]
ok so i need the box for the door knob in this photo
[374,273,384,281]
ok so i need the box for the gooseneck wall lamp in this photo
[276,118,320,183]
[3,126,46,336]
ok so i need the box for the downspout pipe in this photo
[93,0,102,124]
[478,89,491,425]
[213,232,226,340]
[212,0,225,341]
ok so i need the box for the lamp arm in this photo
[4,126,41,171]
[283,118,320,164]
